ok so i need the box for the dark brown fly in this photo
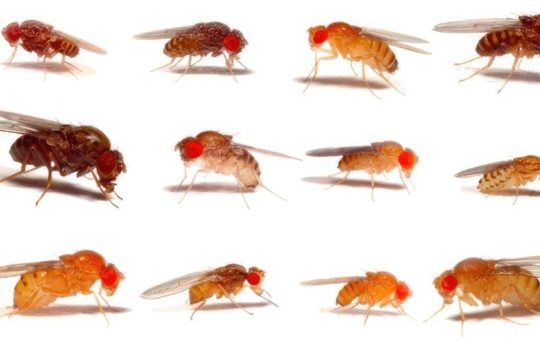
[0,111,125,207]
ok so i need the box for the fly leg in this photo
[498,54,522,93]
[0,144,42,184]
[373,61,404,95]
[513,186,520,205]
[190,300,206,320]
[90,290,110,325]
[223,53,238,83]
[90,170,119,208]
[151,57,183,72]
[35,153,55,206]
[330,301,359,312]
[304,48,338,91]
[175,55,192,82]
[363,304,373,326]
[458,298,466,337]
[4,44,18,70]
[236,177,250,209]
[398,168,410,194]
[348,55,381,99]
[60,55,80,80]
[325,171,350,190]
[217,283,253,315]
[252,169,286,202]
[178,169,204,204]
[460,55,495,82]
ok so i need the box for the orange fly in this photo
[434,15,540,92]
[306,141,418,199]
[140,263,277,319]
[0,250,123,322]
[429,256,540,333]
[305,22,429,95]
[302,271,412,324]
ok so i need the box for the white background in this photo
[0,0,539,339]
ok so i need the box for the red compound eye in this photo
[313,29,328,44]
[101,265,119,288]
[398,150,416,170]
[396,282,410,301]
[184,140,204,159]
[224,34,241,52]
[3,23,22,44]
[97,151,118,176]
[247,272,261,286]
[441,274,458,293]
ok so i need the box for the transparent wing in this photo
[133,25,197,40]
[301,276,363,286]
[53,30,107,55]
[454,160,514,178]
[140,269,222,299]
[496,256,540,277]
[306,145,375,157]
[232,142,302,161]
[0,110,62,134]
[433,18,521,33]
[0,260,62,278]
[361,27,430,54]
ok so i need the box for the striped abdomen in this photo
[476,29,524,57]
[164,37,206,58]
[189,282,219,304]
[14,269,65,310]
[478,157,540,193]
[350,38,398,73]
[336,279,369,306]
[204,147,261,188]
[498,272,540,307]
[51,36,80,58]
[9,135,52,169]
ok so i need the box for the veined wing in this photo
[141,269,221,299]
[362,27,430,54]
[306,145,375,157]
[0,260,63,278]
[454,160,514,178]
[133,25,197,39]
[434,18,521,33]
[232,142,302,161]
[496,256,540,277]
[54,30,107,54]
[301,276,364,286]
[0,110,62,134]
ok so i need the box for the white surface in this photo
[0,0,539,339]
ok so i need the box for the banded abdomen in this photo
[477,156,540,193]
[204,147,261,188]
[349,38,398,73]
[164,36,206,58]
[9,135,53,169]
[14,268,70,310]
[476,29,529,57]
[189,278,245,304]
[51,36,80,58]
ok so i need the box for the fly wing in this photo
[306,145,375,157]
[0,110,63,136]
[53,30,107,55]
[140,269,222,299]
[496,256,540,277]
[232,142,302,161]
[454,160,514,178]
[301,276,364,286]
[433,18,521,33]
[133,25,198,40]
[0,260,63,278]
[361,27,431,54]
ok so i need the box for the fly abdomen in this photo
[51,38,79,58]
[477,167,514,193]
[370,39,398,73]
[164,37,203,58]
[336,280,367,306]
[14,270,58,310]
[476,29,522,56]
[9,135,51,168]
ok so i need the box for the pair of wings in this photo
[141,269,228,299]
[306,144,377,157]
[354,26,430,55]
[434,17,523,33]
[133,23,227,40]
[229,141,301,161]
[51,29,107,55]
[0,110,65,137]
[455,159,514,178]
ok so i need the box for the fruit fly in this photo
[306,141,418,200]
[134,22,247,81]
[2,20,107,76]
[305,22,429,95]
[141,263,277,319]
[0,250,123,322]
[429,256,540,333]
[301,271,412,325]
[175,130,300,207]
[0,110,126,207]
[434,15,540,92]
[455,155,540,203]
